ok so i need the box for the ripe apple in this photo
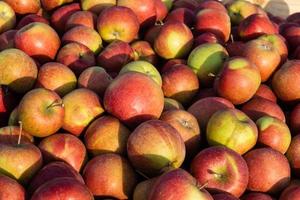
[213,193,239,200]
[164,8,195,27]
[242,192,274,200]
[131,40,158,65]
[279,182,300,200]
[197,0,227,13]
[62,88,104,136]
[0,126,34,143]
[290,103,300,134]
[194,32,220,47]
[0,29,16,50]
[0,85,18,126]
[163,97,184,111]
[103,72,164,127]
[226,41,246,57]
[16,14,49,29]
[83,153,137,199]
[244,148,291,193]
[253,84,277,102]
[282,25,300,51]
[162,59,187,72]
[144,25,161,45]
[81,0,116,14]
[41,0,74,11]
[65,10,96,30]
[286,134,300,177]
[84,115,130,156]
[0,1,16,34]
[154,0,168,21]
[3,0,41,14]
[0,174,25,200]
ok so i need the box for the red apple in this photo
[226,41,246,57]
[196,0,227,13]
[154,0,168,21]
[286,134,300,177]
[133,178,157,200]
[3,0,41,14]
[279,184,300,200]
[65,10,96,30]
[81,0,116,14]
[213,193,239,200]
[41,0,74,11]
[0,29,16,50]
[16,14,49,29]
[0,1,16,34]
[290,103,300,134]
[144,24,161,45]
[131,40,158,65]
[282,25,300,51]
[0,85,18,126]
[253,84,277,102]
[163,97,184,111]
[242,192,274,200]
[173,0,199,11]
[194,32,220,47]
[0,174,25,200]
[162,59,187,72]
[164,8,195,27]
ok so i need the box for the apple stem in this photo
[18,121,22,145]
[196,180,209,190]
[208,73,216,77]
[47,100,64,109]
[136,170,150,180]
[155,20,164,26]
[230,34,234,43]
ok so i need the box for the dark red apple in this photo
[290,103,300,134]
[226,41,246,57]
[194,32,220,47]
[16,14,49,29]
[279,182,300,200]
[0,29,16,50]
[213,193,239,200]
[286,134,300,177]
[242,192,274,200]
[164,8,195,27]
[173,0,199,11]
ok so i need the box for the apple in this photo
[0,29,16,50]
[163,97,184,111]
[242,39,281,82]
[35,62,77,97]
[84,115,130,156]
[286,134,300,177]
[65,10,96,30]
[244,148,291,193]
[144,24,161,45]
[214,57,261,105]
[131,40,158,65]
[272,60,300,102]
[226,41,246,57]
[133,178,157,200]
[0,1,16,34]
[279,182,300,200]
[162,0,172,11]
[187,43,229,87]
[41,0,74,11]
[172,0,199,11]
[0,85,18,126]
[97,40,134,73]
[14,22,61,63]
[83,153,137,199]
[196,0,227,13]
[31,177,93,200]
[161,63,199,104]
[103,72,164,127]
[242,192,274,200]
[97,6,139,43]
[154,22,193,59]
[256,116,291,154]
[0,174,25,200]
[154,0,168,21]
[213,193,239,200]
[16,14,49,29]
[160,109,200,158]
[81,0,116,14]
[62,25,102,54]
[119,60,162,86]
[253,84,277,102]
[164,8,195,27]
[78,66,112,98]
[194,32,220,47]
[290,103,300,134]
[8,106,18,126]
[282,25,300,51]
[194,88,216,100]
[3,0,41,14]
[162,59,187,72]
[149,169,214,200]
[0,126,34,143]
[62,88,104,136]
[56,42,96,75]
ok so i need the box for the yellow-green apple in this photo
[97,40,134,73]
[272,60,300,102]
[242,39,280,82]
[35,62,77,97]
[133,178,157,200]
[0,29,16,50]
[83,153,137,199]
[127,120,185,176]
[78,66,112,98]
[148,169,214,200]
[84,115,130,156]
[188,97,234,132]
[0,126,34,143]
[197,0,227,13]
[81,0,116,14]
[213,193,239,200]
[244,148,291,193]
[18,88,64,137]
[256,116,291,154]
[160,110,200,158]
[0,174,25,200]
[0,1,16,34]
[154,0,168,21]
[14,22,61,63]
[290,103,300,134]
[279,184,300,200]
[119,60,162,86]
[62,88,104,136]
[206,108,258,155]
[62,26,102,54]
[38,133,87,172]
[31,177,93,200]
[173,0,199,11]
[103,72,164,126]
[144,25,161,45]
[195,8,231,43]
[242,192,273,200]
[162,59,186,72]
[50,3,81,33]
[0,48,38,93]
[3,0,41,14]
[163,97,184,111]
[161,63,199,104]
[154,22,193,59]
[131,40,158,65]
[16,14,49,29]
[190,146,248,197]
[117,0,156,27]
[286,135,300,177]
[194,32,220,47]
[187,43,229,86]
[65,10,96,30]
[253,84,277,102]
[41,0,74,11]
[56,42,96,75]
[97,6,139,43]
[214,57,261,105]
[28,161,84,194]
[164,8,195,27]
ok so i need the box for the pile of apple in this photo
[2,0,300,199]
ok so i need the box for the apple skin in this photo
[149,169,214,200]
[214,57,261,105]
[0,49,38,94]
[163,97,184,111]
[103,72,164,127]
[253,84,277,102]
[290,103,300,134]
[242,39,281,82]
[164,8,195,27]
[81,0,116,14]
[242,192,274,200]
[194,88,216,100]
[286,135,300,177]
[97,40,134,73]
[161,63,199,104]
[8,106,18,126]
[0,85,18,126]
[154,22,193,59]
[212,193,239,200]
[144,25,161,45]
[14,22,61,63]
[84,115,130,156]
[195,8,231,43]
[50,3,81,33]
[256,116,291,154]
[131,40,158,65]
[0,126,34,143]
[282,25,300,51]
[3,0,41,14]
[28,161,85,195]
[127,120,186,176]
[160,109,200,158]
[172,0,199,11]
[31,177,93,200]
[35,62,77,97]
[0,29,16,50]
[78,66,112,98]
[187,43,228,87]
[162,59,187,72]
[226,41,246,57]
[244,148,291,194]
[65,10,96,30]
[83,153,137,199]
[194,32,220,47]
[133,178,157,200]
[18,88,64,137]
[16,14,49,29]
[62,88,104,136]
[154,0,168,21]
[41,0,74,11]
[97,6,139,43]
[272,60,300,102]
[197,0,227,13]
[188,97,234,132]
[56,42,96,76]
[0,1,16,34]
[0,174,25,200]
[279,182,300,200]
[62,25,102,54]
